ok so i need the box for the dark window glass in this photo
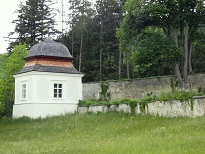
[59,84,62,88]
[54,94,57,98]
[54,83,63,98]
[59,94,62,98]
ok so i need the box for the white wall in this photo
[13,103,78,119]
[13,71,84,118]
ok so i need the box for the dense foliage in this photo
[117,0,205,88]
[1,0,205,118]
[130,27,177,77]
[57,0,125,82]
[0,45,28,118]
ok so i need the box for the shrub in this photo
[99,83,111,101]
[79,89,204,113]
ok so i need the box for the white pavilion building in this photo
[13,38,84,118]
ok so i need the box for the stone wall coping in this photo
[83,75,175,84]
[193,96,205,99]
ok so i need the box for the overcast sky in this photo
[0,0,71,54]
[0,0,24,53]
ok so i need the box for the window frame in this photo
[21,82,27,100]
[53,83,63,99]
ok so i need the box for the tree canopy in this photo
[117,0,205,88]
[0,44,28,118]
[8,0,58,51]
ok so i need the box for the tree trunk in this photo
[79,26,84,72]
[100,49,102,81]
[179,21,185,46]
[119,47,122,80]
[126,52,130,79]
[173,28,184,88]
[100,19,103,81]
[174,62,184,89]
[72,30,75,56]
[173,28,178,48]
[188,40,192,73]
[183,21,189,87]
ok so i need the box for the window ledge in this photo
[52,98,65,100]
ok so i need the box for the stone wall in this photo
[83,73,205,101]
[78,97,205,117]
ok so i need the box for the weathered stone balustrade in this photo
[78,97,205,117]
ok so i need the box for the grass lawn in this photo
[0,112,205,154]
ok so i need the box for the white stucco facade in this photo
[13,71,84,118]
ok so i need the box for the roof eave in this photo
[24,55,74,60]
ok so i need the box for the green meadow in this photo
[0,112,205,154]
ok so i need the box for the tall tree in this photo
[147,0,205,88]
[68,0,93,71]
[8,0,58,50]
[95,0,125,81]
[58,0,125,82]
[117,0,126,80]
[116,0,143,79]
[118,0,205,88]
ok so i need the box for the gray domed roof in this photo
[25,38,73,59]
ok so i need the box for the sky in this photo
[0,0,25,53]
[0,0,69,54]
